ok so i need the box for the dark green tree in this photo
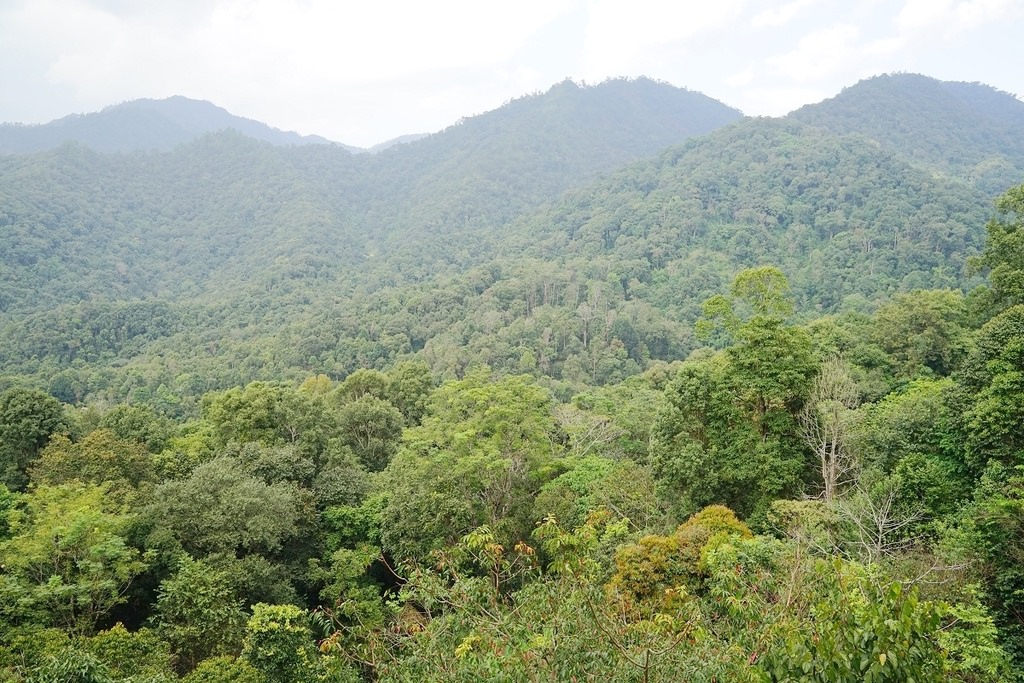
[0,387,67,490]
[337,396,404,472]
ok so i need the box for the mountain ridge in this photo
[0,78,743,156]
[0,96,352,153]
[0,72,1020,404]
[790,72,1024,192]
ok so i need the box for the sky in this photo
[1,0,1022,148]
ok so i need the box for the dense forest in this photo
[2,74,1024,681]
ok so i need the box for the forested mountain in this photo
[506,116,991,313]
[790,73,1024,193]
[1,75,1020,408]
[3,73,1024,681]
[0,77,742,305]
[0,96,344,153]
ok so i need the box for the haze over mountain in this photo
[0,73,1020,406]
[0,96,348,154]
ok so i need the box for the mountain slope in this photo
[0,78,745,316]
[789,73,1024,194]
[356,77,744,266]
[504,116,990,314]
[0,96,345,153]
[0,75,1008,405]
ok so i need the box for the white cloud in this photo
[5,0,577,142]
[766,23,860,82]
[734,85,830,116]
[725,65,756,86]
[863,36,905,58]
[189,0,574,86]
[896,0,1019,35]
[752,0,817,28]
[580,0,747,80]
[1,0,1023,145]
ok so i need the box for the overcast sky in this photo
[1,0,1021,147]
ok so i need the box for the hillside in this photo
[0,74,1014,407]
[0,78,744,312]
[790,73,1024,194]
[0,96,346,153]
[505,116,991,313]
[5,71,1024,683]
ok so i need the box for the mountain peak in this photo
[789,72,1024,192]
[0,96,345,154]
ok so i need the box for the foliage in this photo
[147,457,301,558]
[0,84,1002,407]
[31,429,157,498]
[1,85,1023,683]
[83,623,175,680]
[944,463,1024,667]
[0,482,149,634]
[653,269,815,519]
[151,555,247,672]
[870,289,969,378]
[99,404,173,453]
[765,575,946,682]
[336,395,403,472]
[976,183,1024,310]
[241,603,321,683]
[380,369,560,563]
[182,656,266,683]
[0,387,68,490]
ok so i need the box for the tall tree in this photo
[977,183,1024,311]
[381,369,559,563]
[0,387,67,490]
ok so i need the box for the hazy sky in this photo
[1,0,1021,147]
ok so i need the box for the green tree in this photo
[183,656,266,683]
[334,368,390,403]
[731,265,795,318]
[386,359,434,425]
[765,573,945,682]
[99,403,173,453]
[0,387,68,490]
[337,395,404,472]
[0,482,149,634]
[976,183,1024,311]
[241,603,320,683]
[944,463,1024,667]
[652,352,756,516]
[83,623,175,680]
[30,429,157,497]
[955,305,1024,472]
[655,269,815,520]
[152,555,247,673]
[871,289,968,378]
[147,457,301,558]
[381,369,559,563]
[203,382,335,459]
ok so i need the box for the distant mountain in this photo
[0,96,350,153]
[0,78,744,314]
[789,73,1024,194]
[0,74,1009,404]
[360,77,745,248]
